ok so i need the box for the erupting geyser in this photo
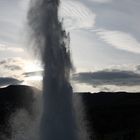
[27,0,85,140]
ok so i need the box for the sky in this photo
[0,0,140,92]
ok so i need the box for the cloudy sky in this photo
[0,0,140,92]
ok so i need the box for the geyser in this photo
[27,0,84,140]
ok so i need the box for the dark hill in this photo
[79,92,140,140]
[0,85,140,140]
[0,85,38,139]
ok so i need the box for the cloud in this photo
[0,44,24,52]
[72,69,140,87]
[18,0,30,11]
[0,58,26,79]
[59,0,96,29]
[0,77,23,87]
[3,65,21,71]
[89,0,112,3]
[23,71,43,77]
[0,58,43,89]
[97,29,140,54]
[0,58,24,70]
[0,0,28,46]
[136,65,140,71]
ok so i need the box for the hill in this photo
[0,85,140,140]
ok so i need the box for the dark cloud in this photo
[23,71,43,77]
[0,77,23,87]
[4,65,22,71]
[72,70,140,87]
[0,58,23,71]
[136,65,140,71]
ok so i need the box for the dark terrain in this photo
[0,85,140,140]
[0,85,37,139]
[80,92,140,140]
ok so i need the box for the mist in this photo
[27,0,88,140]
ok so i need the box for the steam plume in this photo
[27,0,81,140]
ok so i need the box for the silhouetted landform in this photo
[0,85,38,139]
[80,92,140,140]
[0,85,140,140]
